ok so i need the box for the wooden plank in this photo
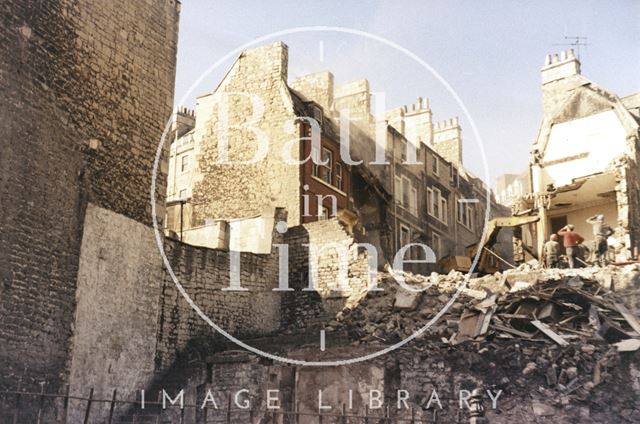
[531,320,569,346]
[491,323,534,339]
[614,303,640,334]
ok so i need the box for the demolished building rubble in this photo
[310,262,640,421]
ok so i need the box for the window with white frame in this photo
[410,186,418,216]
[440,197,448,224]
[427,187,448,224]
[335,163,343,191]
[320,147,332,184]
[457,197,474,230]
[400,139,407,162]
[394,176,402,203]
[402,177,410,208]
[400,225,411,248]
[181,155,189,172]
[311,145,320,178]
[431,155,439,175]
[411,237,426,260]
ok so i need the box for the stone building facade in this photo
[167,42,507,274]
[382,99,510,272]
[511,49,640,261]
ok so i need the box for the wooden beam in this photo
[531,320,569,346]
[614,303,640,335]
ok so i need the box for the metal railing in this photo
[1,388,485,423]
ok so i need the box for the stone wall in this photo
[67,204,165,423]
[0,0,179,393]
[156,211,287,371]
[432,117,463,166]
[145,342,640,424]
[191,42,303,226]
[615,152,640,259]
[280,218,372,331]
[290,71,334,111]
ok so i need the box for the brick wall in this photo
[0,0,179,392]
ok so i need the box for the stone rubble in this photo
[325,262,640,415]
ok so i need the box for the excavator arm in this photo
[440,214,540,274]
[468,215,540,258]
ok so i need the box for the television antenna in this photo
[553,36,589,59]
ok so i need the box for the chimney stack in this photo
[541,48,583,116]
[541,48,580,85]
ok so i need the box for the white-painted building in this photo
[521,49,640,261]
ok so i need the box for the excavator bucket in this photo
[439,214,540,274]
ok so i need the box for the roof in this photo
[621,92,640,121]
[288,88,340,141]
[621,92,640,110]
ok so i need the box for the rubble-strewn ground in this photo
[322,263,640,422]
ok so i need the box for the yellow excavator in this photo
[439,215,540,274]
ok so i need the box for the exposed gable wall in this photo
[552,88,615,124]
[190,42,303,225]
[536,110,627,190]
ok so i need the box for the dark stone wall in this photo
[156,217,285,371]
[0,0,179,392]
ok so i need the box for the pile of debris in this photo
[457,275,640,348]
[325,264,640,419]
[329,263,640,347]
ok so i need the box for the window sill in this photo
[457,220,474,232]
[310,175,347,197]
[396,203,419,218]
[427,212,448,226]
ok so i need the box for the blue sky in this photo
[174,0,640,185]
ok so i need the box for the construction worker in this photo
[513,238,525,266]
[557,224,585,268]
[543,234,561,268]
[586,214,614,267]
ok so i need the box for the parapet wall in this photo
[432,117,463,165]
[155,211,287,371]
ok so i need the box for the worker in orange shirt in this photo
[557,224,585,268]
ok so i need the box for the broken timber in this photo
[531,320,569,346]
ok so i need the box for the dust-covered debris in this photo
[325,264,640,413]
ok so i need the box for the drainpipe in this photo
[392,132,398,254]
[180,199,185,241]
